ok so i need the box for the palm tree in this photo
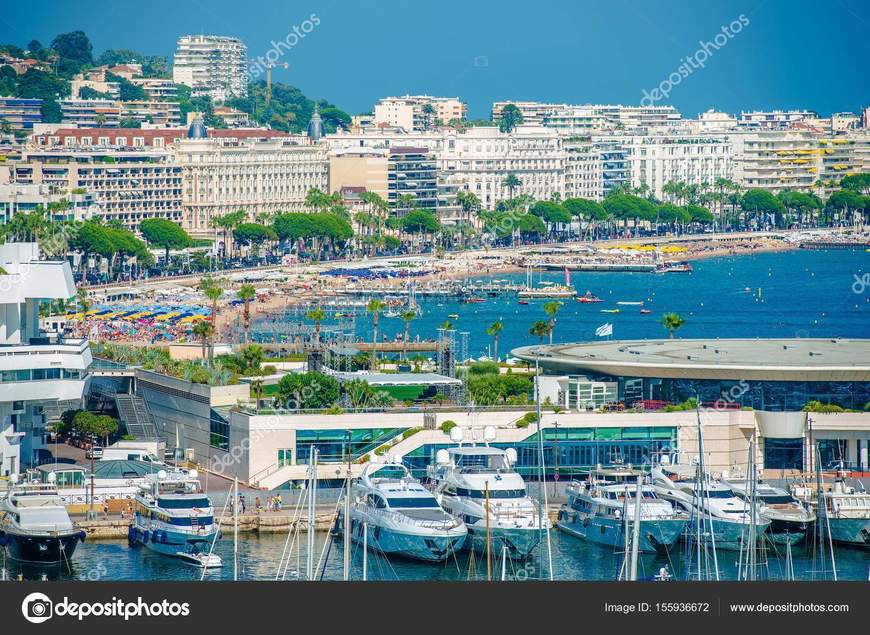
[542,301,563,344]
[529,320,550,343]
[250,376,264,413]
[237,283,256,343]
[199,276,224,349]
[503,173,522,200]
[660,312,685,339]
[306,306,326,348]
[366,299,386,370]
[399,309,416,360]
[192,319,214,360]
[486,320,503,361]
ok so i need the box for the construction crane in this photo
[252,61,289,106]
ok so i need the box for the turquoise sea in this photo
[364,249,870,358]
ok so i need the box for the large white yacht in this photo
[557,465,687,552]
[0,473,86,563]
[128,469,221,568]
[651,463,770,550]
[723,472,815,544]
[345,461,467,562]
[792,470,870,547]
[427,430,546,559]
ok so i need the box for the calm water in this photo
[359,249,870,357]
[4,530,868,581]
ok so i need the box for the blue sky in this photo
[2,0,868,118]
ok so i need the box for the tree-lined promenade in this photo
[2,173,868,287]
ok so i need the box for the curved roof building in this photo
[513,339,870,413]
[512,339,870,382]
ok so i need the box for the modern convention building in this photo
[513,338,870,473]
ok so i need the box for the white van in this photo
[100,448,162,463]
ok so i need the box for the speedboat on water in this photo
[576,291,603,303]
[128,469,221,568]
[428,436,545,559]
[723,473,815,544]
[651,463,769,550]
[0,473,86,564]
[343,461,467,562]
[557,465,687,553]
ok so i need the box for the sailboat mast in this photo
[629,475,642,581]
[485,482,492,582]
[534,358,554,580]
[233,476,239,581]
[306,446,318,581]
[343,433,351,581]
[362,522,368,581]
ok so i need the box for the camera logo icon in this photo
[22,592,53,624]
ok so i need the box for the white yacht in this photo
[793,471,870,547]
[651,463,770,550]
[345,461,467,562]
[0,473,85,564]
[724,473,815,544]
[427,440,546,559]
[128,469,221,568]
[557,465,687,552]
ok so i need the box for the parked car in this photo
[85,446,104,460]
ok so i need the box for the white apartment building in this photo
[0,183,99,224]
[328,125,568,208]
[685,109,739,133]
[738,110,818,130]
[626,133,732,200]
[373,95,467,131]
[60,99,121,127]
[3,143,184,230]
[173,35,248,102]
[130,77,178,101]
[0,243,91,476]
[491,102,682,131]
[439,126,566,207]
[563,136,604,201]
[174,132,328,236]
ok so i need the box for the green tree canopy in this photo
[276,371,340,409]
[139,218,191,263]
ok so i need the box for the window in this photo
[278,449,292,467]
[763,438,803,470]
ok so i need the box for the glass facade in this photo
[763,438,804,470]
[403,426,677,480]
[209,409,230,451]
[817,439,848,469]
[295,428,406,464]
[566,373,870,412]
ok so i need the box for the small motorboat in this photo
[601,309,621,314]
[640,309,652,315]
[518,300,529,305]
[177,551,223,568]
[576,291,603,303]
[447,313,459,319]
[617,301,644,306]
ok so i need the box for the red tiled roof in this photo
[35,127,291,147]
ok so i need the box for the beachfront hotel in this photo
[373,95,468,131]
[0,243,91,477]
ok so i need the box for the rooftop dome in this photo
[307,104,322,143]
[91,459,160,480]
[186,115,208,139]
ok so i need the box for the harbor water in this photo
[4,530,867,581]
[354,249,870,356]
